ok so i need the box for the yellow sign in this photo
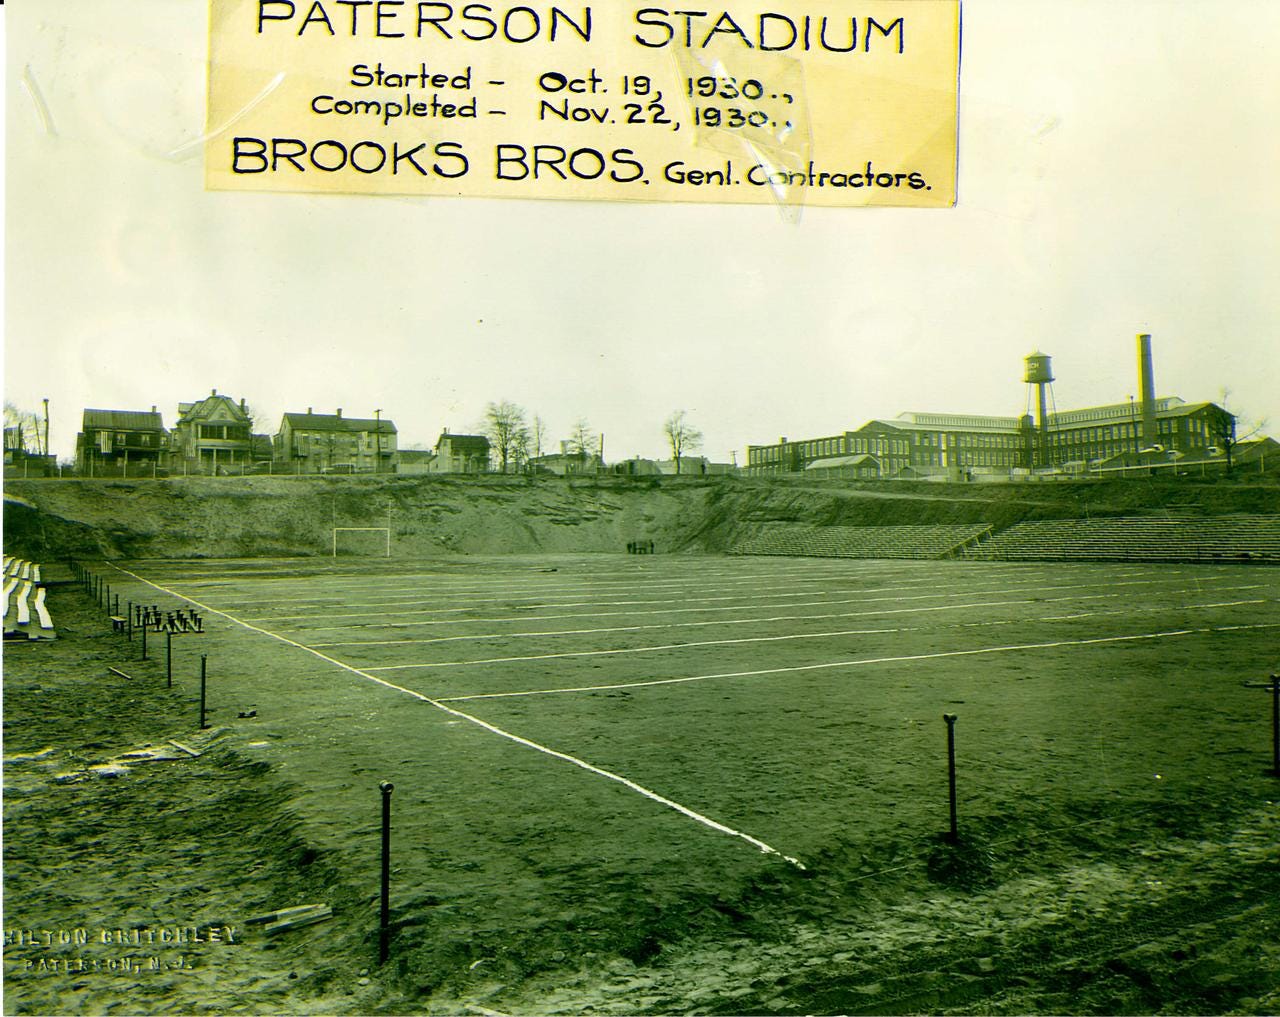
[207,1,960,207]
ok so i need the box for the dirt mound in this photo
[4,474,1276,562]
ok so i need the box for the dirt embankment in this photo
[4,474,1277,561]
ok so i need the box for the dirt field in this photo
[4,553,1279,1015]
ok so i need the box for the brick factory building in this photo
[747,336,1236,480]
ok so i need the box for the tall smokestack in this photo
[1138,334,1157,446]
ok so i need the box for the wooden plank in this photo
[264,906,333,935]
[246,903,330,926]
[168,740,202,758]
[34,587,53,629]
[16,582,32,626]
[32,565,41,583]
[20,562,31,580]
[107,667,134,680]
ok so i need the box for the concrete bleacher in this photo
[730,523,994,560]
[3,555,56,639]
[963,514,1280,564]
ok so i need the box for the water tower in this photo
[1023,351,1055,467]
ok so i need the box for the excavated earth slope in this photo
[6,474,1277,561]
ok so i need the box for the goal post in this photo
[332,527,392,557]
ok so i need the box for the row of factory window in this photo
[1047,419,1205,446]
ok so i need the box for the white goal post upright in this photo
[332,527,392,557]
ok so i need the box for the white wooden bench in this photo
[34,587,53,630]
[16,582,33,626]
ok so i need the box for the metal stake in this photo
[141,616,148,660]
[944,713,959,841]
[379,781,394,965]
[199,654,208,729]
[1273,677,1279,777]
[1243,675,1280,777]
[127,601,133,641]
[167,631,173,688]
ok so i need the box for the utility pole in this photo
[43,398,50,458]
[374,409,382,474]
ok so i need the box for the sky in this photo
[5,0,1279,464]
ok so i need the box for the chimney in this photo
[1138,333,1157,446]
[336,408,342,418]
[211,388,217,396]
[240,398,247,413]
[150,405,157,414]
[307,407,312,415]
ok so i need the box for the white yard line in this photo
[282,579,1263,641]
[142,554,923,583]
[223,564,1184,612]
[141,558,1168,602]
[106,563,806,870]
[241,574,1250,627]
[363,625,909,671]
[234,585,931,623]
[435,624,1280,703]
[307,588,1270,649]
[207,569,889,607]
[359,597,1275,672]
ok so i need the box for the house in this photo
[655,456,736,476]
[75,407,170,476]
[171,390,255,474]
[529,442,602,476]
[395,449,437,476]
[612,457,662,476]
[433,431,490,473]
[802,454,883,480]
[276,408,398,474]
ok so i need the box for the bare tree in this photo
[567,418,596,458]
[531,415,548,460]
[663,410,703,474]
[484,400,530,473]
[4,402,45,454]
[1210,390,1266,475]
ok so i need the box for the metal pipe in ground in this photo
[944,713,959,842]
[1242,675,1280,777]
[199,655,208,729]
[1273,677,1279,777]
[379,781,394,965]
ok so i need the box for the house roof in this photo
[1154,401,1224,419]
[82,409,166,431]
[531,451,598,464]
[176,393,250,423]
[804,454,880,470]
[282,412,397,434]
[436,433,490,454]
